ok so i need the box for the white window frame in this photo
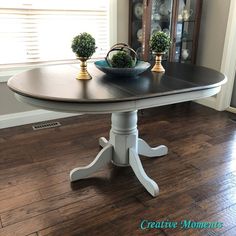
[0,0,118,83]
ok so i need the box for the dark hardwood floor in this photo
[0,102,236,236]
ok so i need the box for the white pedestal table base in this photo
[70,110,168,197]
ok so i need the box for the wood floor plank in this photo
[2,171,143,227]
[186,174,236,202]
[0,165,48,191]
[1,188,97,226]
[108,196,195,236]
[197,186,236,216]
[163,185,236,235]
[222,226,236,236]
[173,203,236,236]
[0,191,42,215]
[0,185,24,202]
[17,172,68,194]
[0,210,63,236]
[0,145,33,171]
[141,156,236,201]
[38,196,145,236]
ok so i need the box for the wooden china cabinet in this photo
[129,0,203,64]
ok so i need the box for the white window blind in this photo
[0,0,109,67]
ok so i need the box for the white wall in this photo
[117,0,129,43]
[0,82,36,115]
[196,0,231,70]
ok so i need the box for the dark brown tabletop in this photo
[7,62,226,103]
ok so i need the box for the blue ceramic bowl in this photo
[94,60,151,78]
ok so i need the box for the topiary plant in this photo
[111,51,134,68]
[150,31,171,53]
[71,32,96,58]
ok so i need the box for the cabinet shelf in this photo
[180,59,192,63]
[153,19,171,23]
[176,39,193,44]
[177,20,196,23]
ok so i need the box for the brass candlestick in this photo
[77,57,92,80]
[151,52,165,73]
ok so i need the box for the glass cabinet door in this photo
[150,0,173,61]
[129,0,144,58]
[129,0,174,62]
[173,0,201,63]
[129,0,202,64]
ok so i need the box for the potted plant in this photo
[71,32,96,80]
[150,31,171,73]
[106,43,137,68]
[110,51,134,68]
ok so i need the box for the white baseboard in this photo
[194,96,218,110]
[0,109,80,129]
[227,106,236,114]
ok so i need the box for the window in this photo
[0,0,110,68]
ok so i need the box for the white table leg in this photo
[99,137,109,148]
[129,148,159,197]
[70,144,113,182]
[138,138,168,157]
[70,110,168,197]
[109,111,138,166]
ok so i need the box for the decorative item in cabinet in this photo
[129,0,202,64]
[171,0,203,64]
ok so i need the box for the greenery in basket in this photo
[111,51,135,68]
[71,32,96,58]
[150,31,171,53]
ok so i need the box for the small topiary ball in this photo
[71,32,96,58]
[150,31,171,53]
[111,51,134,68]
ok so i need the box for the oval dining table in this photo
[7,62,227,197]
